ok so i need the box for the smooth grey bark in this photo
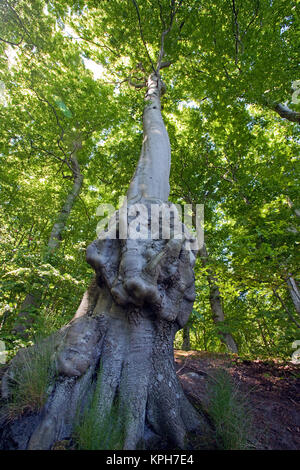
[126,74,170,204]
[284,200,300,316]
[1,74,208,450]
[13,144,83,336]
[199,244,238,354]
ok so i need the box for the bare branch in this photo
[159,60,171,69]
[30,139,65,164]
[242,0,260,38]
[0,36,23,46]
[156,0,178,72]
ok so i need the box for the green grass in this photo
[3,337,56,420]
[73,369,126,450]
[207,368,254,450]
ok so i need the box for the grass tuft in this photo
[73,368,126,450]
[207,368,254,449]
[2,338,56,420]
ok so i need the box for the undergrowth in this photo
[73,368,126,450]
[2,337,56,420]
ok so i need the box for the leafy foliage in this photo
[0,0,299,360]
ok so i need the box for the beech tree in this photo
[0,0,299,450]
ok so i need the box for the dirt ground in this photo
[175,350,300,450]
[0,352,299,450]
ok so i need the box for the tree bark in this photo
[48,153,83,253]
[199,244,238,354]
[272,103,300,124]
[13,145,83,336]
[1,74,208,450]
[182,324,191,351]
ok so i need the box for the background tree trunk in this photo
[286,275,300,316]
[199,244,238,354]
[182,324,191,351]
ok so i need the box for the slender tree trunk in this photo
[13,146,83,335]
[182,324,191,351]
[199,244,238,354]
[286,275,300,316]
[273,289,300,329]
[255,318,272,353]
[1,74,208,450]
[48,154,83,253]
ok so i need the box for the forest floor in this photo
[175,350,300,450]
[0,352,299,450]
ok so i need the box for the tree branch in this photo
[273,289,300,329]
[70,35,120,57]
[231,0,244,67]
[0,36,23,46]
[28,87,68,159]
[272,103,300,124]
[242,0,260,38]
[0,1,36,48]
[131,0,156,73]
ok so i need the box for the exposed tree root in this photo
[0,296,210,450]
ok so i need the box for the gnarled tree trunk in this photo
[1,73,208,450]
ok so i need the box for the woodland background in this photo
[0,0,299,363]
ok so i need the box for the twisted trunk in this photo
[1,74,208,450]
